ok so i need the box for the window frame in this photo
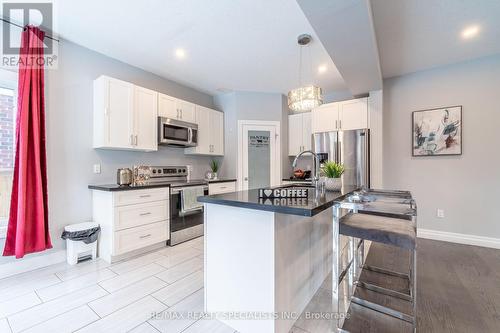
[0,68,18,239]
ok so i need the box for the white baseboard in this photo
[0,250,66,279]
[418,228,500,249]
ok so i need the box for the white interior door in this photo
[239,121,281,191]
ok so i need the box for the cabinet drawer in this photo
[114,188,169,206]
[114,221,169,255]
[209,182,236,195]
[114,200,168,231]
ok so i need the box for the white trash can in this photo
[62,222,100,265]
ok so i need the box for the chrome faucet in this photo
[292,150,320,188]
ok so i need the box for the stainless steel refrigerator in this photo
[313,129,370,188]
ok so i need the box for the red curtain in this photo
[3,26,51,258]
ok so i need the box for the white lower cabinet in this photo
[92,187,170,263]
[208,181,236,195]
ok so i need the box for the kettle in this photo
[116,168,133,186]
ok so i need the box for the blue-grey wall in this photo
[383,54,500,240]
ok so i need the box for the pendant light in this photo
[287,34,323,113]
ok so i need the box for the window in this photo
[0,69,17,238]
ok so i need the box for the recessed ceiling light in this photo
[461,25,480,39]
[318,65,327,74]
[175,48,186,59]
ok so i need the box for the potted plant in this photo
[206,159,220,180]
[320,161,345,191]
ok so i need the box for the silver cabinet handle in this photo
[244,177,248,181]
[135,135,138,146]
[139,212,151,216]
[180,109,183,119]
[130,134,134,145]
[139,194,151,198]
[139,234,152,239]
[219,186,227,189]
[339,120,342,129]
[335,120,338,129]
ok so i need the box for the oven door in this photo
[169,185,208,245]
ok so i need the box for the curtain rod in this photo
[0,18,60,42]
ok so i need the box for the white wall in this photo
[214,92,291,180]
[383,54,500,240]
[1,40,217,263]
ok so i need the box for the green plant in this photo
[321,161,345,178]
[209,159,219,173]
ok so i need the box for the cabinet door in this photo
[107,78,134,148]
[210,110,224,155]
[311,103,339,133]
[339,98,368,130]
[194,106,211,154]
[288,113,302,156]
[158,93,177,119]
[302,112,312,151]
[176,100,196,123]
[134,86,158,151]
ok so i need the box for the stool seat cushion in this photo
[340,213,416,250]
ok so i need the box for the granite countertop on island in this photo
[89,178,237,192]
[198,184,358,217]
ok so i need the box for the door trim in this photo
[237,120,281,191]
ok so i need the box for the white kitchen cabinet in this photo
[133,86,158,151]
[208,181,236,195]
[311,97,368,133]
[93,76,157,151]
[311,103,339,133]
[92,187,170,263]
[288,112,312,156]
[185,106,224,156]
[158,93,196,123]
[93,76,134,149]
[339,98,368,130]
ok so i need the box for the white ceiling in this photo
[371,0,500,78]
[54,0,346,95]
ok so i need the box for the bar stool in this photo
[340,212,417,331]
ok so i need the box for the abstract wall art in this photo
[412,106,462,156]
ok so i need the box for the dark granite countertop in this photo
[198,184,358,217]
[89,178,237,192]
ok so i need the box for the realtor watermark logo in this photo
[1,1,58,69]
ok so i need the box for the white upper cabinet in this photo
[311,103,339,133]
[311,97,368,133]
[133,86,158,151]
[158,93,196,123]
[288,112,312,156]
[93,76,157,151]
[339,97,368,130]
[185,106,224,156]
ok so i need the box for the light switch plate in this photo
[93,164,101,174]
[436,209,444,218]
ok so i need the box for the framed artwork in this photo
[412,106,462,156]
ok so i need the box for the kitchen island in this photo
[198,184,357,333]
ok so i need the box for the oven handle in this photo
[171,186,208,195]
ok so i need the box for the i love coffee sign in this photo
[259,188,308,199]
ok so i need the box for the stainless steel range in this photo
[149,166,207,245]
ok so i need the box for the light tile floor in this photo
[0,237,329,333]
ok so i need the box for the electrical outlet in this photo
[93,164,101,174]
[436,209,445,218]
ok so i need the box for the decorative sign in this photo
[249,135,269,148]
[259,188,308,199]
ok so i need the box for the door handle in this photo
[244,177,248,181]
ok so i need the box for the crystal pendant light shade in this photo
[288,85,323,112]
[287,34,323,113]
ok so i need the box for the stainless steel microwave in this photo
[158,117,198,147]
